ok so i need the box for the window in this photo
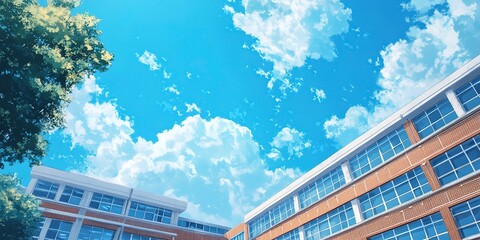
[430,134,480,186]
[78,225,115,240]
[455,76,480,112]
[298,166,346,209]
[32,217,45,239]
[44,219,73,240]
[128,201,172,224]
[249,197,296,239]
[32,180,59,200]
[412,99,457,139]
[59,186,84,205]
[450,195,480,239]
[178,218,228,234]
[89,193,125,214]
[349,127,411,179]
[121,232,160,240]
[231,232,245,240]
[368,212,449,240]
[276,229,300,240]
[304,202,356,240]
[358,166,431,219]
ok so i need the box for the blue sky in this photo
[3,0,480,227]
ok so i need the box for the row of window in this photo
[368,194,480,240]
[89,192,125,214]
[248,197,295,239]
[273,167,430,240]
[35,218,163,240]
[31,181,175,224]
[177,218,229,235]
[412,99,457,139]
[276,229,300,240]
[368,212,450,240]
[249,76,480,239]
[358,166,431,219]
[298,166,345,209]
[128,201,172,224]
[430,134,480,186]
[303,202,356,240]
[348,126,412,179]
[231,232,245,240]
[275,190,477,240]
[32,180,231,235]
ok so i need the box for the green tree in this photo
[0,0,113,168]
[0,174,42,239]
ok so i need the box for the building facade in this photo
[225,56,480,240]
[26,166,229,240]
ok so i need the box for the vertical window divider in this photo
[350,198,364,224]
[446,90,466,117]
[54,184,64,201]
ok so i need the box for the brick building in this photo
[225,56,480,240]
[26,166,229,240]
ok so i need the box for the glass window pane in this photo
[451,195,480,238]
[359,166,430,220]
[413,99,457,139]
[456,77,480,111]
[431,135,480,186]
[368,213,449,240]
[89,193,125,214]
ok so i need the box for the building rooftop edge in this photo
[244,54,480,223]
[31,166,188,212]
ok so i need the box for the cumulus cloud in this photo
[324,0,479,145]
[64,77,301,226]
[137,50,161,71]
[268,127,311,161]
[310,88,327,103]
[232,0,351,95]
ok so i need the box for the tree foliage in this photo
[0,0,113,168]
[0,174,42,239]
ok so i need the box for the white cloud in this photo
[401,0,445,13]
[324,0,480,145]
[163,69,172,79]
[165,85,180,95]
[64,77,301,226]
[448,0,477,18]
[223,5,235,14]
[186,72,192,79]
[232,0,351,94]
[323,106,370,146]
[310,88,326,103]
[185,102,201,113]
[64,76,133,152]
[256,68,270,79]
[137,50,161,71]
[268,127,311,160]
[402,0,476,18]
